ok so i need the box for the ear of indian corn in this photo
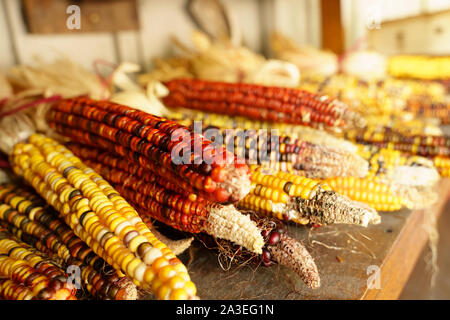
[167,108,359,153]
[435,156,450,177]
[66,142,265,254]
[323,176,437,211]
[47,97,251,204]
[0,228,77,300]
[162,78,366,130]
[11,133,198,300]
[194,212,320,289]
[187,124,368,178]
[239,166,380,227]
[0,183,138,300]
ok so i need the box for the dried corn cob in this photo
[47,96,251,204]
[192,212,320,289]
[183,124,368,178]
[167,108,359,153]
[239,166,380,227]
[11,134,198,300]
[0,228,77,300]
[0,183,138,300]
[66,142,265,254]
[163,79,366,130]
[323,176,437,211]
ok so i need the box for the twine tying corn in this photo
[239,166,380,227]
[11,134,198,300]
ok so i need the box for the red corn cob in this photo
[47,97,251,204]
[162,78,366,130]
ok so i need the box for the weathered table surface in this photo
[174,179,450,300]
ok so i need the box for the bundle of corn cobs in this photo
[0,27,446,300]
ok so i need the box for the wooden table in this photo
[176,179,450,300]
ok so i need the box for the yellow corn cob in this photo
[239,165,380,227]
[324,177,405,212]
[11,133,197,300]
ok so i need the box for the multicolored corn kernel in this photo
[163,78,366,130]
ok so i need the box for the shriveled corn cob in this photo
[163,79,366,130]
[67,142,265,254]
[47,96,251,204]
[185,124,368,178]
[0,183,138,300]
[239,166,380,227]
[323,176,437,211]
[11,134,198,300]
[0,228,77,300]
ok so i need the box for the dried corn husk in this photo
[271,32,338,77]
[7,56,105,99]
[139,31,301,88]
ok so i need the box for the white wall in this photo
[0,0,323,72]
[341,0,450,51]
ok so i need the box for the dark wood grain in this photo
[171,179,450,300]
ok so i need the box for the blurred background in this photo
[0,0,449,299]
[0,0,449,70]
